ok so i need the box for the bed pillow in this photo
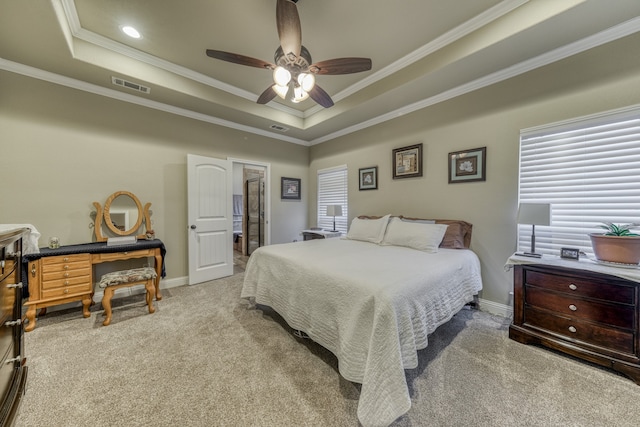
[435,220,472,249]
[346,214,391,244]
[382,217,448,252]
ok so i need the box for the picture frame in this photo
[281,177,301,200]
[560,247,580,260]
[392,143,423,179]
[359,166,378,190]
[448,147,486,183]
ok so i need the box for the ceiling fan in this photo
[205,0,372,108]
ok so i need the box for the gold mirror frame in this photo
[93,191,152,242]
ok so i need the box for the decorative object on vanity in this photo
[508,261,640,385]
[326,205,343,232]
[358,166,378,190]
[516,203,551,258]
[0,229,29,427]
[281,177,301,200]
[92,191,153,242]
[392,143,422,179]
[448,146,486,183]
[589,222,640,265]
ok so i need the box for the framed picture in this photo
[392,143,423,179]
[281,177,301,200]
[448,147,486,183]
[359,166,378,190]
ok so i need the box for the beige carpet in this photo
[17,270,640,427]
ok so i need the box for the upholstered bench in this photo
[98,267,157,326]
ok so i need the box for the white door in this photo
[187,154,233,285]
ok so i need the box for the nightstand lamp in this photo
[326,205,343,232]
[517,203,551,258]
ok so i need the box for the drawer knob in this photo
[569,304,577,311]
[64,281,69,286]
[568,284,577,291]
[63,257,69,262]
[568,326,577,333]
[63,289,69,294]
[64,265,70,270]
[64,273,70,278]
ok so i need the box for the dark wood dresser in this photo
[0,229,28,426]
[509,261,640,385]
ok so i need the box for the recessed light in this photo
[121,25,141,39]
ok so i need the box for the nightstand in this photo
[507,254,640,385]
[301,229,342,240]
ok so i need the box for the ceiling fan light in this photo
[273,66,291,86]
[292,85,309,103]
[273,84,289,100]
[298,73,315,92]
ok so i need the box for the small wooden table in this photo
[22,240,165,331]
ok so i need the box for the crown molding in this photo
[309,16,640,145]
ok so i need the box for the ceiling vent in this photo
[111,76,150,94]
[270,124,289,132]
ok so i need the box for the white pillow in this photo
[382,217,448,252]
[346,215,391,244]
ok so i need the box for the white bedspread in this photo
[241,238,483,427]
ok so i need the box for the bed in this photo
[241,215,483,427]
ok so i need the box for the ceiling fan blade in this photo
[206,50,275,69]
[257,86,278,105]
[276,0,302,58]
[309,58,372,75]
[308,85,334,108]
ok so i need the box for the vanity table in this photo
[22,190,166,332]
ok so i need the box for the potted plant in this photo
[589,222,640,265]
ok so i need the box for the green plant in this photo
[597,222,640,236]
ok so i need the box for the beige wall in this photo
[0,71,309,283]
[2,32,640,310]
[309,33,640,309]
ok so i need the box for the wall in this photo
[309,32,640,313]
[0,71,309,284]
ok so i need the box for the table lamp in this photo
[517,203,551,258]
[326,205,343,232]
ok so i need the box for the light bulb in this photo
[273,66,291,86]
[272,84,289,100]
[292,85,309,103]
[297,73,315,92]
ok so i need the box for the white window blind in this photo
[317,165,348,233]
[518,105,640,256]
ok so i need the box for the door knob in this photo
[190,225,197,229]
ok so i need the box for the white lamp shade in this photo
[517,203,551,226]
[326,205,343,216]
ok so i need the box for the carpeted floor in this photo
[17,268,640,427]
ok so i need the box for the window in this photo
[317,165,348,233]
[518,105,640,256]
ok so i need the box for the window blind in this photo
[518,105,640,256]
[317,165,348,233]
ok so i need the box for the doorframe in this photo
[228,157,271,248]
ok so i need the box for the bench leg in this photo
[102,287,115,326]
[144,280,156,314]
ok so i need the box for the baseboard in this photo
[477,298,513,318]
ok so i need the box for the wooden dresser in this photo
[509,259,640,384]
[0,229,28,427]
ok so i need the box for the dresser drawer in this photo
[92,249,154,262]
[42,283,92,300]
[41,275,92,291]
[42,266,91,284]
[524,270,634,304]
[525,285,634,329]
[524,306,634,354]
[41,253,90,266]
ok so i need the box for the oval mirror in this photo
[103,191,143,236]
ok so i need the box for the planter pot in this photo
[589,233,640,265]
